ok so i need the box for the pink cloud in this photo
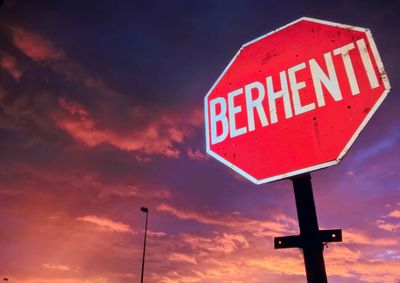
[376,220,400,232]
[55,98,201,158]
[76,215,133,234]
[388,210,400,218]
[156,203,297,236]
[147,230,167,237]
[8,26,117,98]
[58,97,89,117]
[187,147,208,160]
[157,203,224,225]
[11,26,64,61]
[0,54,22,80]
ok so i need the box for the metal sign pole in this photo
[293,173,327,282]
[274,173,342,283]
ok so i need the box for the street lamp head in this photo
[140,207,149,213]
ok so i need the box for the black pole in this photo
[140,207,149,283]
[292,173,327,283]
[274,173,342,283]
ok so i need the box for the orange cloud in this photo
[10,277,108,283]
[343,230,397,246]
[325,246,400,282]
[181,233,249,254]
[41,264,71,271]
[167,252,198,265]
[155,271,204,283]
[247,255,304,276]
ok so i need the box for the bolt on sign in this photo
[204,17,390,184]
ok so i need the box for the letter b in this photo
[209,97,229,144]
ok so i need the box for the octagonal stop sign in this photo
[204,17,390,184]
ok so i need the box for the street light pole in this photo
[140,207,149,283]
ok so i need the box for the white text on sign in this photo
[209,38,379,145]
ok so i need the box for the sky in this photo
[0,0,399,283]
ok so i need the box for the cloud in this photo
[0,54,22,80]
[4,26,204,159]
[167,252,197,264]
[155,271,203,283]
[147,230,167,237]
[157,203,297,237]
[8,25,116,97]
[97,184,171,201]
[10,277,108,283]
[344,230,396,246]
[187,147,208,160]
[42,264,71,271]
[55,97,201,158]
[388,210,400,218]
[325,248,400,283]
[247,255,304,276]
[182,233,249,254]
[0,86,54,140]
[376,207,400,232]
[10,27,64,61]
[156,203,224,225]
[376,220,400,232]
[76,215,133,234]
[210,233,249,253]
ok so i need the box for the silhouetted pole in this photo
[274,173,342,283]
[140,207,149,283]
[293,174,327,282]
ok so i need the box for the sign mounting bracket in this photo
[274,173,342,283]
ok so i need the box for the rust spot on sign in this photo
[313,117,321,147]
[262,52,279,64]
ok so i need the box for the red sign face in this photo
[204,17,390,184]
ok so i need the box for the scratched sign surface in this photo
[204,17,390,184]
